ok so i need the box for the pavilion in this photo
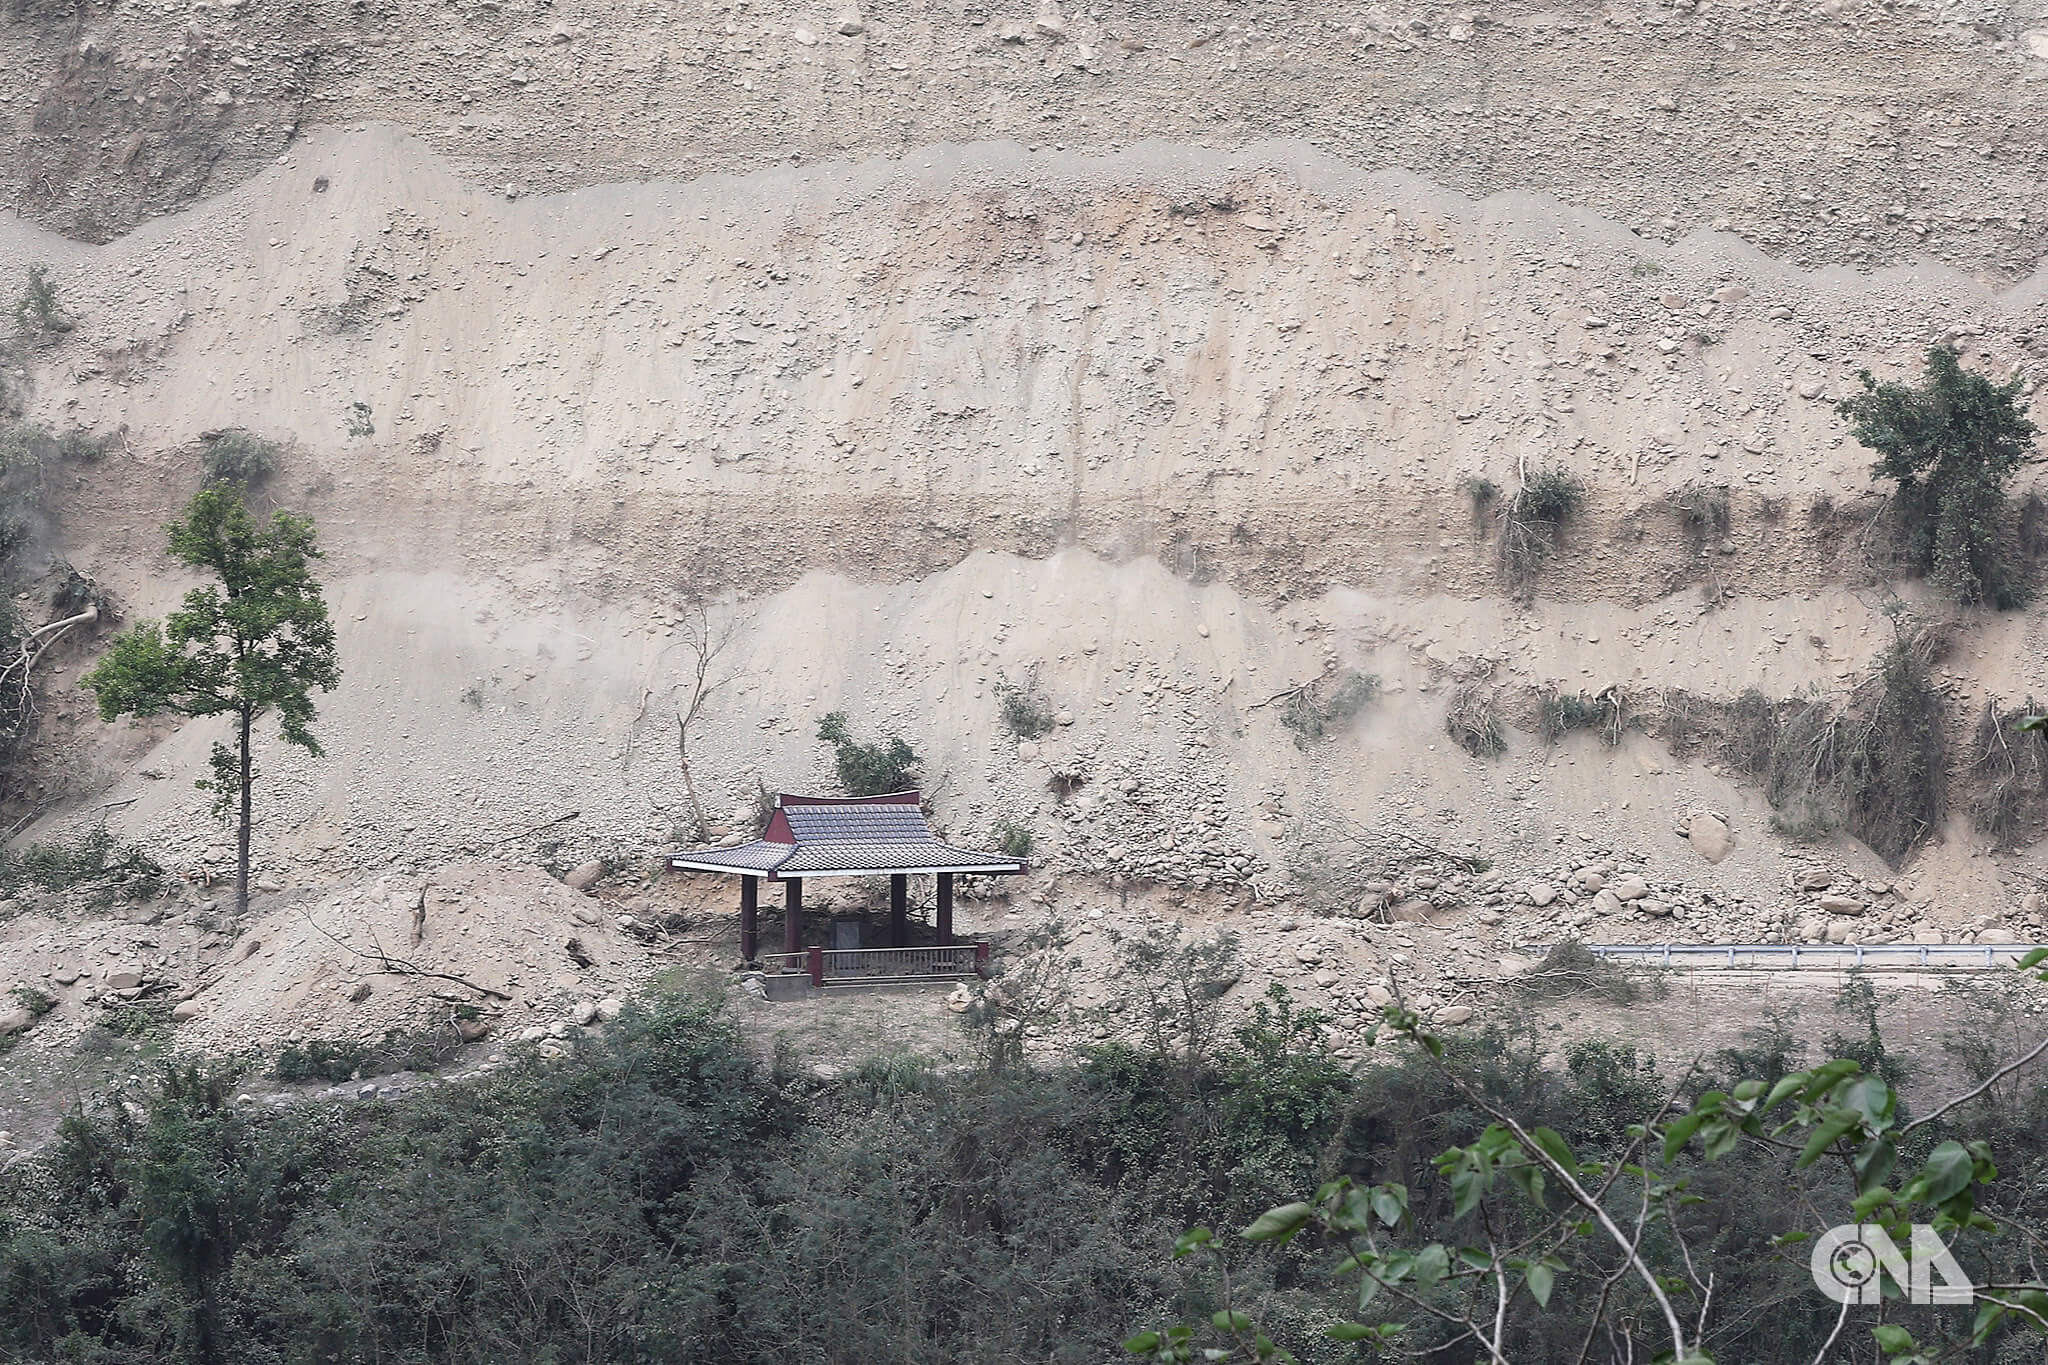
[668,791,1026,963]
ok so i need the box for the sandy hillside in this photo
[0,0,2046,1083]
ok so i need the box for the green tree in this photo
[84,486,339,916]
[1839,346,2037,607]
[816,710,919,795]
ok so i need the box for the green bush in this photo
[991,818,1034,858]
[198,428,281,489]
[8,986,54,1019]
[274,1038,367,1083]
[816,711,920,795]
[995,678,1057,739]
[11,264,69,338]
[1840,345,2036,607]
[0,826,166,904]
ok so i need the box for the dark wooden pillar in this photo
[739,874,759,963]
[889,873,908,948]
[936,872,954,946]
[783,877,803,955]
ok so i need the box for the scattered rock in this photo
[834,6,865,36]
[105,970,144,991]
[1611,874,1650,902]
[1434,1005,1474,1025]
[347,980,372,1003]
[564,859,606,892]
[172,1000,204,1022]
[1818,892,1865,915]
[0,1006,31,1036]
[1526,881,1558,907]
[572,998,600,1027]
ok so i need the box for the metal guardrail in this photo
[1525,943,2043,971]
[755,944,990,985]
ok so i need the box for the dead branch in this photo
[298,909,513,1001]
[485,810,580,848]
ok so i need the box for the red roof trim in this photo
[777,790,921,808]
[762,808,795,844]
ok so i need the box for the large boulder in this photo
[1686,813,1734,863]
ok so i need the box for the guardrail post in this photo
[807,945,824,987]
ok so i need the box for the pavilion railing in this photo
[757,944,990,986]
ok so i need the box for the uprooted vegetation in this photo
[1759,623,1948,861]
[1492,467,1585,591]
[1501,939,1654,1006]
[1962,699,2048,850]
[1261,668,1379,748]
[1520,633,1950,865]
[1536,685,1627,747]
[1643,624,1949,864]
[1444,681,1506,757]
[1669,484,1732,545]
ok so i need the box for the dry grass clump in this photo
[1669,484,1731,544]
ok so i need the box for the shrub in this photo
[1504,940,1646,1006]
[12,264,69,338]
[991,818,1034,859]
[1278,669,1378,748]
[9,985,54,1019]
[0,826,166,903]
[1839,345,2036,607]
[1444,682,1506,757]
[198,428,281,489]
[274,1038,364,1083]
[817,711,920,795]
[995,677,1057,739]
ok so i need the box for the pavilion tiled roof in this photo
[668,791,1026,878]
